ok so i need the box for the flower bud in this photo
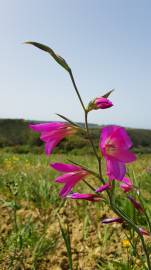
[101,217,123,224]
[94,97,113,109]
[87,97,113,112]
[139,228,150,236]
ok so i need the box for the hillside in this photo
[0,119,151,154]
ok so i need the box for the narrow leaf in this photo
[56,113,81,128]
[102,89,114,98]
[25,41,70,72]
[57,214,73,270]
[67,159,99,177]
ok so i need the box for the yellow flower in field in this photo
[122,239,131,248]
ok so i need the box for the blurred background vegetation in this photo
[1,119,151,155]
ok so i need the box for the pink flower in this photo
[95,97,113,109]
[99,125,136,180]
[67,193,101,202]
[96,183,111,193]
[102,217,123,224]
[87,97,113,112]
[120,177,133,192]
[51,163,89,197]
[29,122,76,155]
[127,195,144,213]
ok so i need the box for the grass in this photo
[0,151,151,269]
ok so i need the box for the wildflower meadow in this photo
[0,41,151,270]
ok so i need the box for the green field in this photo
[0,152,151,269]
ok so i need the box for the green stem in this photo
[82,179,96,192]
[68,159,99,178]
[87,125,151,269]
[69,72,151,269]
[85,111,99,160]
[69,69,85,112]
[138,191,151,233]
[111,202,150,269]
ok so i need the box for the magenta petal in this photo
[95,97,113,109]
[55,172,85,197]
[40,132,52,142]
[100,126,133,154]
[68,193,101,201]
[54,172,81,183]
[29,122,75,156]
[45,136,63,155]
[96,183,111,193]
[120,177,133,192]
[51,163,80,172]
[40,129,67,142]
[108,149,136,163]
[109,126,133,149]
[122,177,132,185]
[59,174,84,197]
[29,122,65,132]
[59,182,76,197]
[51,163,89,197]
[100,125,135,181]
[106,158,126,180]
[45,141,56,155]
[100,126,116,153]
[102,217,123,224]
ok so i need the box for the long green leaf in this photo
[25,41,71,72]
[56,113,81,128]
[58,214,73,270]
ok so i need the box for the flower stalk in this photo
[27,42,151,269]
[69,71,151,270]
[69,69,86,112]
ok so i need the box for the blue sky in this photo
[0,0,151,128]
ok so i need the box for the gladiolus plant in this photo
[26,41,151,269]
